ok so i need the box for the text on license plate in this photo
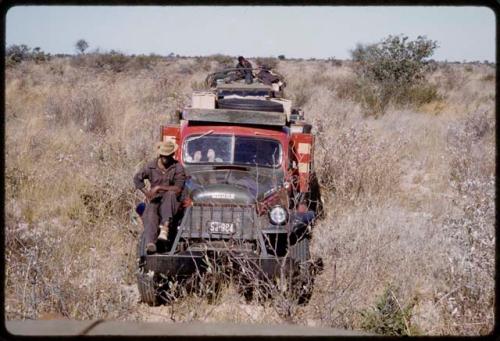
[208,221,235,234]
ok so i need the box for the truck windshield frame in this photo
[183,134,282,168]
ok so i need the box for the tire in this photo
[288,237,314,305]
[309,172,324,218]
[137,269,160,306]
[289,237,311,263]
[136,233,160,306]
[217,98,284,113]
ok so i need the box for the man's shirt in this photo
[133,158,186,197]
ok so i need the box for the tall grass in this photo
[5,56,495,334]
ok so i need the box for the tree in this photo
[5,44,50,65]
[352,35,438,87]
[75,39,89,54]
[350,35,439,115]
[278,54,286,60]
[6,44,30,63]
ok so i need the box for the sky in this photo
[6,6,496,62]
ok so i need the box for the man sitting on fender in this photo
[133,140,186,254]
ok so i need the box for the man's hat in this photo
[156,140,178,156]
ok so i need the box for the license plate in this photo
[207,221,235,234]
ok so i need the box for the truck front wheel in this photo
[136,232,161,306]
[289,237,315,305]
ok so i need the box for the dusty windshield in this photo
[183,135,282,168]
[186,169,283,200]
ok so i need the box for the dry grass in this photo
[5,56,495,335]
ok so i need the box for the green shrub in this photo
[352,35,437,85]
[6,44,50,66]
[6,44,31,63]
[361,285,419,336]
[351,35,438,115]
[356,81,392,117]
[403,84,441,106]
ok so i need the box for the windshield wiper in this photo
[189,130,214,141]
[213,165,249,171]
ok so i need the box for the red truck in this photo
[137,67,322,305]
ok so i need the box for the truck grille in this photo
[180,203,259,240]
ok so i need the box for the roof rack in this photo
[205,67,286,88]
[182,108,286,127]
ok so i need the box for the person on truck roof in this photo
[257,64,280,86]
[133,140,186,254]
[236,56,254,84]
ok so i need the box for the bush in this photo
[126,55,157,71]
[481,73,495,82]
[208,54,234,68]
[361,285,419,336]
[94,50,129,72]
[6,44,50,66]
[70,50,130,73]
[404,84,441,107]
[351,35,438,114]
[352,35,438,84]
[255,57,279,69]
[328,57,342,67]
[356,81,391,117]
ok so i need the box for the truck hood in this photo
[190,184,254,205]
[185,167,284,204]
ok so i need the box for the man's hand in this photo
[142,185,180,202]
[145,186,165,202]
[150,185,164,195]
[141,188,156,203]
[144,190,154,203]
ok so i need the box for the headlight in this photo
[269,206,288,225]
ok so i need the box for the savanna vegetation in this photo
[5,37,495,335]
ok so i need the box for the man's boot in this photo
[146,243,156,254]
[158,224,169,241]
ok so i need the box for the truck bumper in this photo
[143,252,296,278]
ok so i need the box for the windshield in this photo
[186,169,283,200]
[183,135,282,168]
